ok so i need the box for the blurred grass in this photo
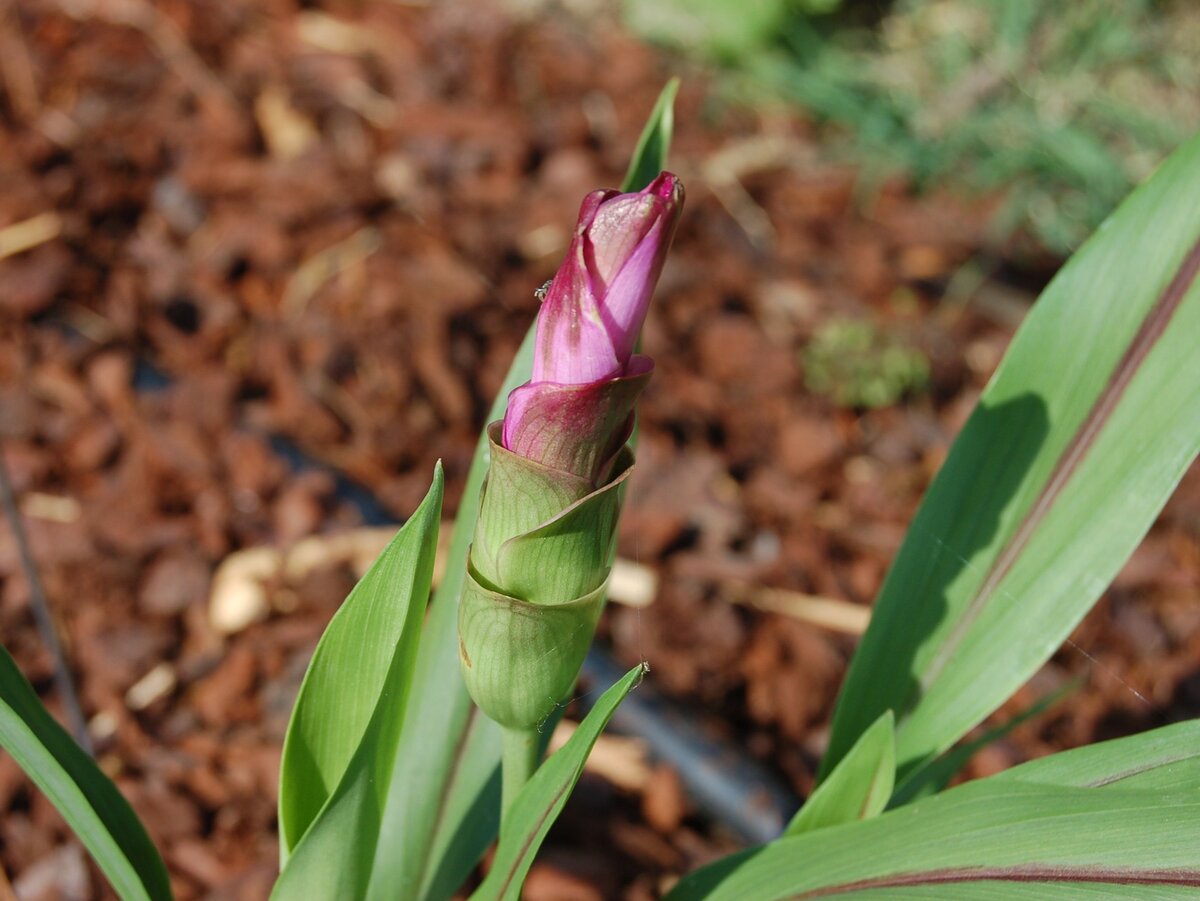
[803,318,930,409]
[625,0,1200,255]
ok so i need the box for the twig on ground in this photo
[282,226,383,315]
[0,858,16,901]
[604,555,870,634]
[701,134,814,251]
[727,584,871,635]
[0,442,93,754]
[0,212,61,261]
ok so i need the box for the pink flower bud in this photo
[533,172,684,384]
[502,172,683,483]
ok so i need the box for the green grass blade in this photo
[669,725,1200,900]
[276,464,443,873]
[822,132,1200,784]
[622,77,679,191]
[785,711,893,835]
[372,80,680,899]
[471,665,646,901]
[0,645,171,900]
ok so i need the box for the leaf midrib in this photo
[794,864,1200,898]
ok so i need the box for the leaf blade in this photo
[669,768,1200,899]
[276,464,443,876]
[823,133,1200,782]
[622,77,679,192]
[890,679,1077,806]
[993,718,1200,793]
[369,330,530,900]
[786,710,893,835]
[0,645,171,901]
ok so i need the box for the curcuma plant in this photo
[0,79,1198,900]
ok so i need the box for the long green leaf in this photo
[890,679,1077,806]
[0,645,171,900]
[367,332,523,901]
[669,723,1200,901]
[370,81,679,900]
[275,464,442,890]
[786,711,893,835]
[822,132,1200,783]
[471,664,646,901]
[623,77,680,192]
[669,784,1200,899]
[993,718,1200,793]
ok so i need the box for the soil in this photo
[1,2,1197,899]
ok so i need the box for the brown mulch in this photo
[1,1,1197,899]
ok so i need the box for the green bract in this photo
[459,425,633,729]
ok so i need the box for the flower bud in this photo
[459,173,683,731]
[503,171,683,484]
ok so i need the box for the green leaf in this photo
[993,718,1200,793]
[786,711,892,835]
[670,785,1200,899]
[890,679,1077,806]
[412,714,503,901]
[471,664,646,901]
[370,79,680,899]
[622,78,679,192]
[822,132,1200,784]
[274,464,442,889]
[368,332,527,901]
[0,644,170,900]
[668,734,1200,900]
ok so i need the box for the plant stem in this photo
[500,725,541,825]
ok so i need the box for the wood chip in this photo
[125,662,177,711]
[19,493,81,523]
[254,84,319,161]
[0,212,61,261]
[209,547,281,634]
[609,558,658,607]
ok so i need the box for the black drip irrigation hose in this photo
[130,355,801,844]
[578,651,797,843]
[134,360,395,526]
